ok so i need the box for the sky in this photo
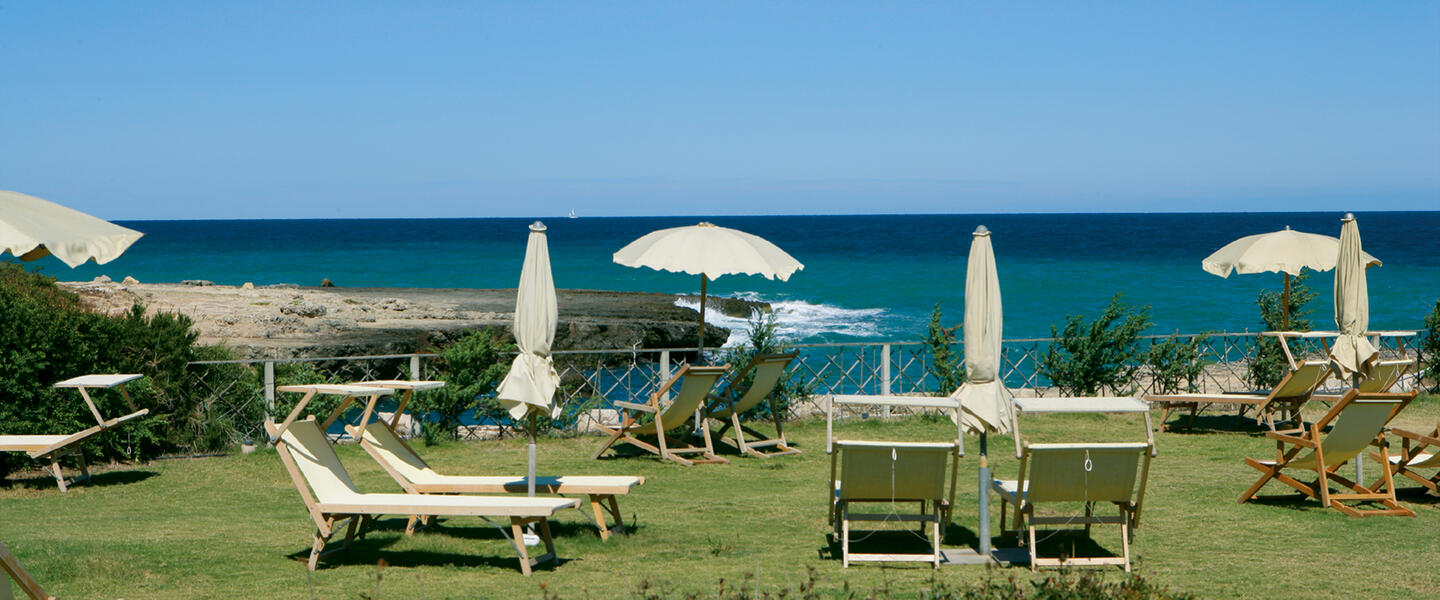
[2,2,1437,220]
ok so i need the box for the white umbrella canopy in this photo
[1329,214,1378,379]
[613,222,803,353]
[497,222,561,422]
[1,190,144,267]
[1202,226,1380,329]
[953,226,1012,435]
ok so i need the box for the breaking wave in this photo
[673,293,887,347]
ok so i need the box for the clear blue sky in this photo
[2,2,1437,220]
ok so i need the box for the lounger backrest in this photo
[1273,362,1330,398]
[1023,443,1149,504]
[837,441,951,501]
[360,422,435,484]
[728,352,798,414]
[1358,359,1413,393]
[278,420,363,503]
[655,366,727,427]
[1298,398,1400,467]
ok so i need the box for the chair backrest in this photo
[1357,359,1414,393]
[359,422,434,484]
[1271,361,1331,399]
[837,440,953,501]
[654,366,728,429]
[276,419,363,503]
[1302,395,1405,467]
[1022,442,1149,504]
[726,352,799,414]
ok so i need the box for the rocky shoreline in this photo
[60,279,769,359]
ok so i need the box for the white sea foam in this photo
[673,293,887,347]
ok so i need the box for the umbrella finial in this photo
[1342,213,1355,222]
[697,222,715,227]
[973,225,990,236]
[530,221,547,232]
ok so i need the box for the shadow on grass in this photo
[355,516,597,541]
[289,536,571,573]
[1158,413,1271,435]
[1,468,159,491]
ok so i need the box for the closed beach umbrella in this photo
[951,225,1011,560]
[1202,226,1379,329]
[1,190,143,267]
[613,222,803,355]
[496,222,561,497]
[1330,214,1377,379]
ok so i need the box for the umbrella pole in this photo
[698,275,708,361]
[527,415,537,498]
[1281,273,1291,330]
[977,431,991,559]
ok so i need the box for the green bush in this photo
[1247,272,1317,388]
[1146,333,1208,394]
[720,310,810,422]
[1420,298,1440,393]
[1038,294,1153,396]
[417,329,513,441]
[925,302,964,392]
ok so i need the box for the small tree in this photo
[720,310,810,421]
[1247,272,1317,389]
[1039,294,1153,396]
[1146,333,1208,394]
[420,329,514,441]
[925,303,964,393]
[1419,298,1440,393]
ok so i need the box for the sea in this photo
[41,212,1440,346]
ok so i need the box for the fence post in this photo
[410,355,421,381]
[881,344,892,419]
[263,360,275,421]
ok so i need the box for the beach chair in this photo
[830,440,960,568]
[1372,422,1440,495]
[1314,358,1415,397]
[353,421,646,540]
[0,542,53,600]
[1238,390,1417,517]
[265,418,578,575]
[1146,361,1331,430]
[0,374,148,492]
[992,442,1152,572]
[592,365,729,466]
[703,351,801,458]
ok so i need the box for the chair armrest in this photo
[1263,431,1316,448]
[1392,428,1440,446]
[613,401,656,413]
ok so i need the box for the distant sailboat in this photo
[568,209,577,219]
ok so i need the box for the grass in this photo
[2,396,1439,599]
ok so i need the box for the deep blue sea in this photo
[39,212,1440,345]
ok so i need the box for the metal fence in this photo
[186,330,1428,443]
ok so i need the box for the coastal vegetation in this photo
[720,310,812,421]
[1247,272,1317,389]
[925,303,965,392]
[1037,294,1153,396]
[417,329,514,442]
[1421,298,1440,392]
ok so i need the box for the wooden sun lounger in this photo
[1239,390,1417,517]
[1372,421,1440,495]
[266,417,578,575]
[830,440,960,568]
[703,351,801,458]
[0,374,147,492]
[593,365,730,466]
[1146,361,1331,430]
[353,421,646,540]
[0,542,54,600]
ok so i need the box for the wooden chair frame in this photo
[0,374,147,492]
[1239,390,1417,517]
[1373,422,1440,495]
[593,365,729,466]
[704,351,801,458]
[0,542,53,600]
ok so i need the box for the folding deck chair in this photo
[0,542,53,600]
[266,417,578,574]
[342,380,646,540]
[0,374,147,492]
[830,440,960,568]
[1146,361,1331,430]
[592,365,729,466]
[703,351,801,458]
[1373,421,1440,495]
[1313,358,1415,397]
[1239,390,1417,517]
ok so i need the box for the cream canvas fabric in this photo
[613,222,803,281]
[953,226,1012,434]
[1329,215,1377,379]
[497,223,561,421]
[0,190,143,267]
[1201,226,1379,277]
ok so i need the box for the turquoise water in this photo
[37,212,1440,344]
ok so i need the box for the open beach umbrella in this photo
[1202,226,1379,330]
[1330,214,1378,379]
[1,190,143,267]
[496,222,561,496]
[951,225,1012,560]
[613,222,803,355]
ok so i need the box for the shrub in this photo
[720,310,811,422]
[1247,272,1317,388]
[1146,333,1209,394]
[417,329,513,441]
[1038,293,1153,396]
[1420,298,1440,393]
[925,302,964,392]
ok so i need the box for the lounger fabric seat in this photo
[356,421,645,539]
[703,351,801,458]
[830,440,960,568]
[268,418,577,574]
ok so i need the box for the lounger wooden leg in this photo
[592,425,628,460]
[308,530,329,571]
[1119,507,1132,573]
[931,505,940,569]
[588,495,612,541]
[606,495,625,537]
[1027,511,1038,573]
[731,414,754,457]
[342,516,359,551]
[510,520,532,576]
[840,511,850,568]
[45,462,66,494]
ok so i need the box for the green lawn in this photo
[2,396,1438,599]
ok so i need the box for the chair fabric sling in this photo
[1313,358,1415,398]
[703,351,801,458]
[592,365,729,466]
[1373,422,1440,495]
[1238,390,1416,517]
[1147,361,1331,430]
[830,440,959,569]
[355,421,645,540]
[267,418,578,575]
[0,542,54,600]
[992,442,1152,573]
